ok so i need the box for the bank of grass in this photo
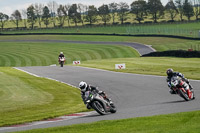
[0,67,86,127]
[77,57,200,80]
[14,110,200,133]
[1,35,200,52]
[3,21,200,37]
[0,41,139,67]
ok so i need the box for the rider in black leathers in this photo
[79,81,113,109]
[166,68,193,94]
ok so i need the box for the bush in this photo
[144,21,153,24]
[142,50,200,58]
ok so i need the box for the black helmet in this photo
[166,68,173,76]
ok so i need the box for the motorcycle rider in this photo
[58,52,65,63]
[166,68,193,94]
[79,81,113,109]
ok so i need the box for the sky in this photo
[0,0,169,16]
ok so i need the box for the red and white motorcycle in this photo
[58,57,65,67]
[170,76,195,101]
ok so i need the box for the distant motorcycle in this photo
[85,91,117,115]
[170,76,195,101]
[58,57,65,67]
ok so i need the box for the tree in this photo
[57,5,66,27]
[0,12,9,30]
[183,0,194,20]
[85,5,98,25]
[117,2,129,24]
[64,4,71,27]
[27,5,37,29]
[78,3,87,25]
[10,10,22,29]
[147,0,164,23]
[193,0,200,20]
[68,4,81,26]
[109,2,118,24]
[42,6,51,28]
[47,1,58,27]
[34,3,44,28]
[175,0,184,21]
[98,4,111,25]
[165,0,178,21]
[21,9,27,28]
[131,0,147,23]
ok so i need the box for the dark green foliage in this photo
[98,4,111,25]
[142,50,200,57]
[147,0,165,23]
[165,0,178,21]
[68,4,81,26]
[85,5,98,25]
[10,10,22,29]
[131,0,147,23]
[183,0,194,20]
[42,6,51,28]
[27,5,37,29]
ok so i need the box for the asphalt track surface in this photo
[0,40,155,56]
[1,66,199,132]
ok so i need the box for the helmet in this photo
[166,68,173,76]
[60,52,63,54]
[79,81,87,92]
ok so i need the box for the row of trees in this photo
[0,0,199,30]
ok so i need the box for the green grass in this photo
[14,110,200,133]
[0,67,86,127]
[0,41,139,67]
[1,35,200,52]
[2,21,200,38]
[77,57,200,80]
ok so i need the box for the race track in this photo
[1,66,199,132]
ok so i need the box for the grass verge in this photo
[14,110,200,133]
[77,57,200,80]
[0,41,139,67]
[0,67,86,127]
[1,35,200,52]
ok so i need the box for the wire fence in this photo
[1,21,200,38]
[126,26,200,38]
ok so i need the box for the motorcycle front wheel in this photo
[179,89,190,101]
[91,101,106,115]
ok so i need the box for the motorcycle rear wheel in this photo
[110,104,117,113]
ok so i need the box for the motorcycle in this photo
[59,57,65,67]
[85,91,117,115]
[170,76,195,101]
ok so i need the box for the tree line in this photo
[0,0,199,30]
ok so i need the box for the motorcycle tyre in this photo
[179,89,190,101]
[110,104,117,113]
[91,101,106,115]
[60,62,64,67]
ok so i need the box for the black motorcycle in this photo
[85,91,117,115]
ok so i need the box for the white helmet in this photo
[60,52,63,54]
[79,81,87,92]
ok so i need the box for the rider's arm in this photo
[177,72,184,78]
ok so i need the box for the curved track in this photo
[0,40,155,56]
[1,66,199,132]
